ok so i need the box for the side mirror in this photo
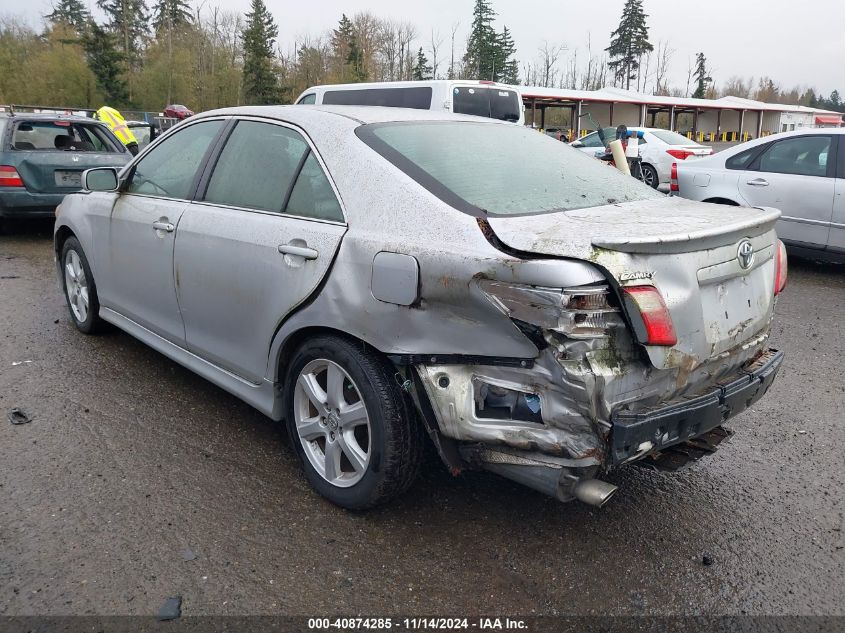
[570,140,584,148]
[84,167,119,192]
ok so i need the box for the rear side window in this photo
[756,135,832,177]
[452,87,521,123]
[285,153,343,222]
[12,120,121,152]
[298,94,316,105]
[204,120,343,221]
[204,121,308,212]
[322,87,432,109]
[726,145,762,170]
[128,119,224,199]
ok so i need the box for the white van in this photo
[294,80,524,125]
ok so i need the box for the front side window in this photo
[127,119,224,199]
[204,121,308,212]
[12,120,121,152]
[757,135,831,177]
[358,121,661,216]
[452,87,520,123]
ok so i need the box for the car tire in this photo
[285,335,423,510]
[641,163,659,189]
[60,237,103,334]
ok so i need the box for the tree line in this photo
[0,0,841,114]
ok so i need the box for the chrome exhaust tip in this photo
[572,478,618,508]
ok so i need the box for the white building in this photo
[520,85,843,141]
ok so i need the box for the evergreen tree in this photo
[692,52,711,99]
[97,0,148,63]
[412,47,432,80]
[829,90,842,110]
[495,26,518,84]
[152,0,193,33]
[81,21,128,104]
[606,0,653,90]
[45,0,91,35]
[332,14,365,82]
[241,0,279,104]
[463,0,497,80]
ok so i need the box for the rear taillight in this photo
[622,286,678,346]
[666,148,693,160]
[774,239,788,295]
[670,162,679,192]
[0,165,24,187]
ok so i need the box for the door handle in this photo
[278,243,318,260]
[152,220,175,232]
[746,178,769,187]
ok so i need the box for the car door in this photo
[738,134,835,249]
[174,118,347,384]
[829,135,845,253]
[98,118,227,344]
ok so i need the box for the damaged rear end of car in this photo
[357,119,787,506]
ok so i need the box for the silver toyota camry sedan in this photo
[55,106,787,509]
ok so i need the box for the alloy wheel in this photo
[64,250,89,323]
[293,359,371,487]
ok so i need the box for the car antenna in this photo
[9,104,15,116]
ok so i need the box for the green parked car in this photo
[0,112,130,227]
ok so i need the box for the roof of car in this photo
[0,112,101,123]
[195,104,508,126]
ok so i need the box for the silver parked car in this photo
[675,128,845,262]
[55,106,787,510]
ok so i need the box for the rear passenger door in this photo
[174,118,347,384]
[738,134,835,249]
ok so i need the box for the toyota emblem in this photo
[737,240,754,270]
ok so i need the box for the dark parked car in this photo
[163,104,194,120]
[0,113,130,227]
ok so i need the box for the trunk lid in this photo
[11,151,129,194]
[485,196,780,371]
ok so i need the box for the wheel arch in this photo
[702,197,740,206]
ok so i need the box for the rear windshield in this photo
[322,87,433,110]
[651,129,698,146]
[12,120,122,152]
[358,121,661,216]
[452,86,521,123]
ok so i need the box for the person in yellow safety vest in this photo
[93,106,139,156]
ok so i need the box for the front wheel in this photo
[285,335,423,510]
[61,237,103,334]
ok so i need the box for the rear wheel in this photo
[285,335,423,509]
[61,237,103,334]
[641,163,659,189]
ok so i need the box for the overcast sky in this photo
[4,0,843,95]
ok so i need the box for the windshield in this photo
[358,121,661,216]
[651,129,699,146]
[12,120,121,152]
[452,86,521,123]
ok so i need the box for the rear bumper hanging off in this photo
[610,349,784,465]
